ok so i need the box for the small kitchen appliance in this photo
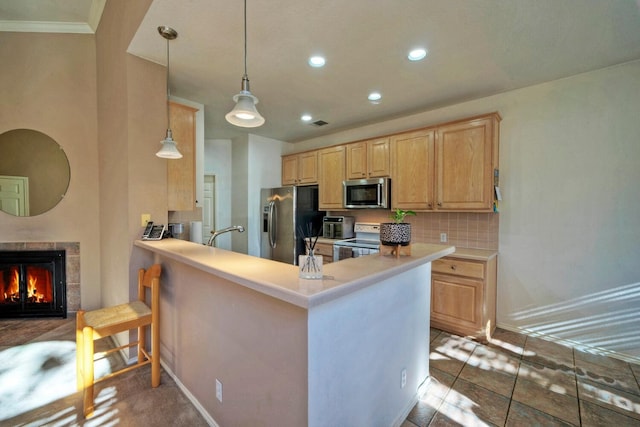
[322,216,355,239]
[333,222,381,261]
[343,177,390,209]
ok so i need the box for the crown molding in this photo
[0,20,94,34]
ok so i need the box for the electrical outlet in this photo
[141,214,151,227]
[216,379,223,402]
[440,233,447,243]
[401,369,407,388]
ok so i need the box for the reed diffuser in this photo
[298,223,323,279]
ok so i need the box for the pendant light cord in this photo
[166,37,171,130]
[243,0,248,78]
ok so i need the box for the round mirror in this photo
[0,129,70,217]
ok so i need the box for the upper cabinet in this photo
[346,137,390,179]
[282,151,318,185]
[390,129,435,210]
[391,113,500,212]
[167,101,198,211]
[318,145,346,210]
[435,115,499,211]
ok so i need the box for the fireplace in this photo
[0,250,66,318]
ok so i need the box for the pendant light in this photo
[225,0,265,128]
[156,26,183,159]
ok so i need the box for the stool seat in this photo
[76,264,161,418]
[84,301,151,336]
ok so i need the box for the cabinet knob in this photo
[451,265,457,270]
[437,202,442,207]
[428,203,432,208]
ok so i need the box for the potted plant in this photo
[380,209,416,246]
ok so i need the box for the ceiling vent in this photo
[311,120,329,127]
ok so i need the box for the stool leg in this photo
[82,326,95,417]
[151,322,160,387]
[76,311,84,391]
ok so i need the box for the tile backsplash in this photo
[329,211,499,251]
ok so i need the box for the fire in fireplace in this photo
[0,250,66,318]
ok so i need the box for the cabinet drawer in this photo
[313,243,333,258]
[432,258,484,279]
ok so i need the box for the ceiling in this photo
[3,0,640,143]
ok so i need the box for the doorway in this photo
[203,175,215,243]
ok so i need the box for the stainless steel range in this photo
[333,223,381,262]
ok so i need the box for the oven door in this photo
[333,245,353,262]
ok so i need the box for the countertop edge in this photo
[134,239,454,309]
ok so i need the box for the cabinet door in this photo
[431,274,483,332]
[298,151,318,184]
[390,129,435,210]
[167,102,198,211]
[313,242,334,263]
[367,138,390,178]
[346,142,367,179]
[318,146,345,210]
[435,116,497,211]
[282,154,299,185]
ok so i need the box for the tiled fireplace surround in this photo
[335,211,499,250]
[0,241,80,314]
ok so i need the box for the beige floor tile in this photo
[429,332,477,376]
[444,377,511,426]
[506,400,575,426]
[458,345,519,398]
[488,327,527,357]
[575,349,633,372]
[518,359,577,397]
[578,376,640,421]
[513,367,580,425]
[576,358,640,396]
[523,335,575,370]
[580,399,640,427]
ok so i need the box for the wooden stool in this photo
[380,244,412,258]
[76,264,161,417]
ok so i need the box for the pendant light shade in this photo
[226,0,265,128]
[156,26,183,159]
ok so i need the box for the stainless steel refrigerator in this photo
[260,185,324,265]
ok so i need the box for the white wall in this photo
[204,139,232,249]
[295,60,640,361]
[246,134,289,257]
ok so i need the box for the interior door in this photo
[0,176,29,216]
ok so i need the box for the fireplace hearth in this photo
[0,250,66,318]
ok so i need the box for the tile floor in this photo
[404,328,640,426]
[1,316,639,426]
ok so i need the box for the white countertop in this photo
[134,239,454,309]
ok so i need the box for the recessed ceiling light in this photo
[368,92,382,103]
[308,56,326,67]
[408,48,428,61]
[301,114,313,122]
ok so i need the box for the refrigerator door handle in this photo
[268,201,276,248]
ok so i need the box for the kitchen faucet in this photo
[207,225,245,246]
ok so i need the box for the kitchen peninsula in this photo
[134,238,454,427]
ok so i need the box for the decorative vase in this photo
[380,223,412,246]
[298,252,323,279]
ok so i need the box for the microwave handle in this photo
[378,183,382,205]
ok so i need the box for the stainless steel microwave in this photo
[343,178,390,209]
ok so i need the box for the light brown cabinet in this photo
[318,145,346,210]
[430,252,497,340]
[435,115,499,210]
[313,242,334,264]
[346,137,390,179]
[282,151,318,185]
[167,101,198,211]
[390,129,435,210]
[390,113,500,212]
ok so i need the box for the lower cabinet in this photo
[430,251,497,341]
[313,242,334,264]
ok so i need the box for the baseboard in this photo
[496,323,640,365]
[159,359,220,427]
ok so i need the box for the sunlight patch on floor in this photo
[0,340,113,421]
